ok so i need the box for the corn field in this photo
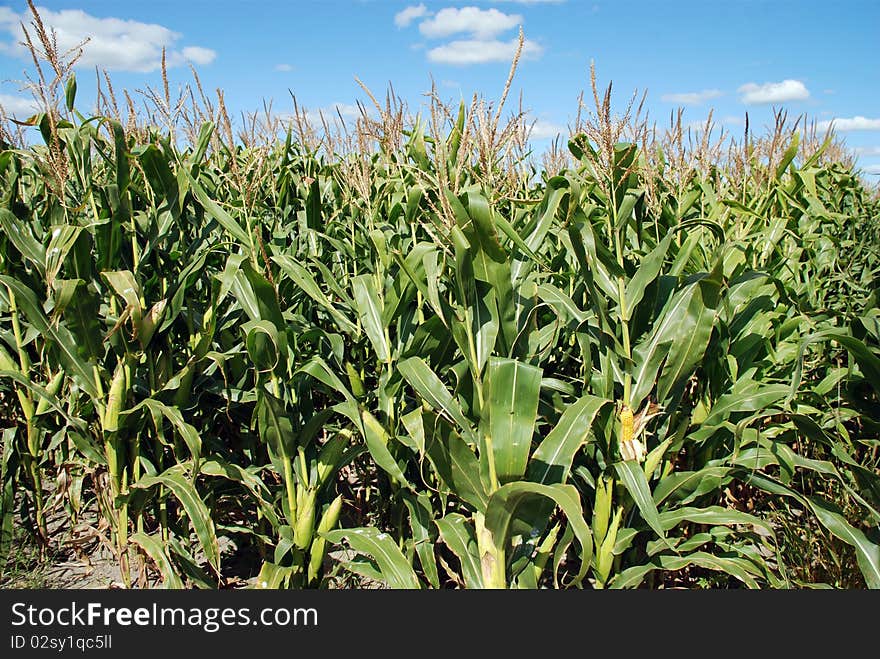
[1,16,879,589]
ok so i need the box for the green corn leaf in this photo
[360,408,409,486]
[199,458,279,528]
[399,357,473,439]
[273,255,357,335]
[139,144,182,217]
[255,390,296,458]
[0,276,99,399]
[528,395,609,485]
[402,492,440,588]
[615,460,668,544]
[352,274,391,363]
[745,472,880,589]
[630,281,700,409]
[424,423,488,512]
[624,233,673,320]
[484,482,594,588]
[129,532,184,589]
[655,279,718,403]
[243,319,285,374]
[323,528,421,589]
[186,172,251,245]
[807,496,880,589]
[0,370,87,431]
[658,505,775,536]
[700,383,790,429]
[481,357,542,484]
[611,552,763,589]
[123,398,202,466]
[131,466,221,576]
[775,133,800,180]
[0,209,45,268]
[792,331,880,397]
[435,513,483,589]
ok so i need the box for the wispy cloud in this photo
[684,118,718,132]
[402,6,541,66]
[738,79,809,104]
[528,118,566,140]
[861,164,880,175]
[419,7,522,39]
[660,89,723,105]
[0,93,39,119]
[0,6,215,72]
[289,103,366,127]
[681,115,743,132]
[181,46,216,65]
[427,37,542,65]
[818,116,880,132]
[394,4,429,29]
[275,63,293,72]
[854,146,880,156]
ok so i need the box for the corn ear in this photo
[531,522,561,585]
[294,487,318,550]
[620,405,634,443]
[35,371,64,416]
[345,362,365,399]
[103,361,128,433]
[595,505,624,586]
[138,298,167,348]
[16,390,34,422]
[643,437,673,481]
[619,404,645,462]
[592,474,612,544]
[316,434,348,487]
[307,494,343,583]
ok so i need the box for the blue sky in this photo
[0,1,878,175]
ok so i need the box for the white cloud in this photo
[862,164,880,175]
[0,6,215,73]
[395,4,429,28]
[660,89,722,105]
[685,118,729,132]
[680,115,744,132]
[181,46,216,65]
[528,119,565,140]
[284,103,365,127]
[737,79,810,104]
[0,93,40,119]
[855,146,880,156]
[275,63,293,72]
[420,7,522,39]
[427,37,542,65]
[818,116,880,132]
